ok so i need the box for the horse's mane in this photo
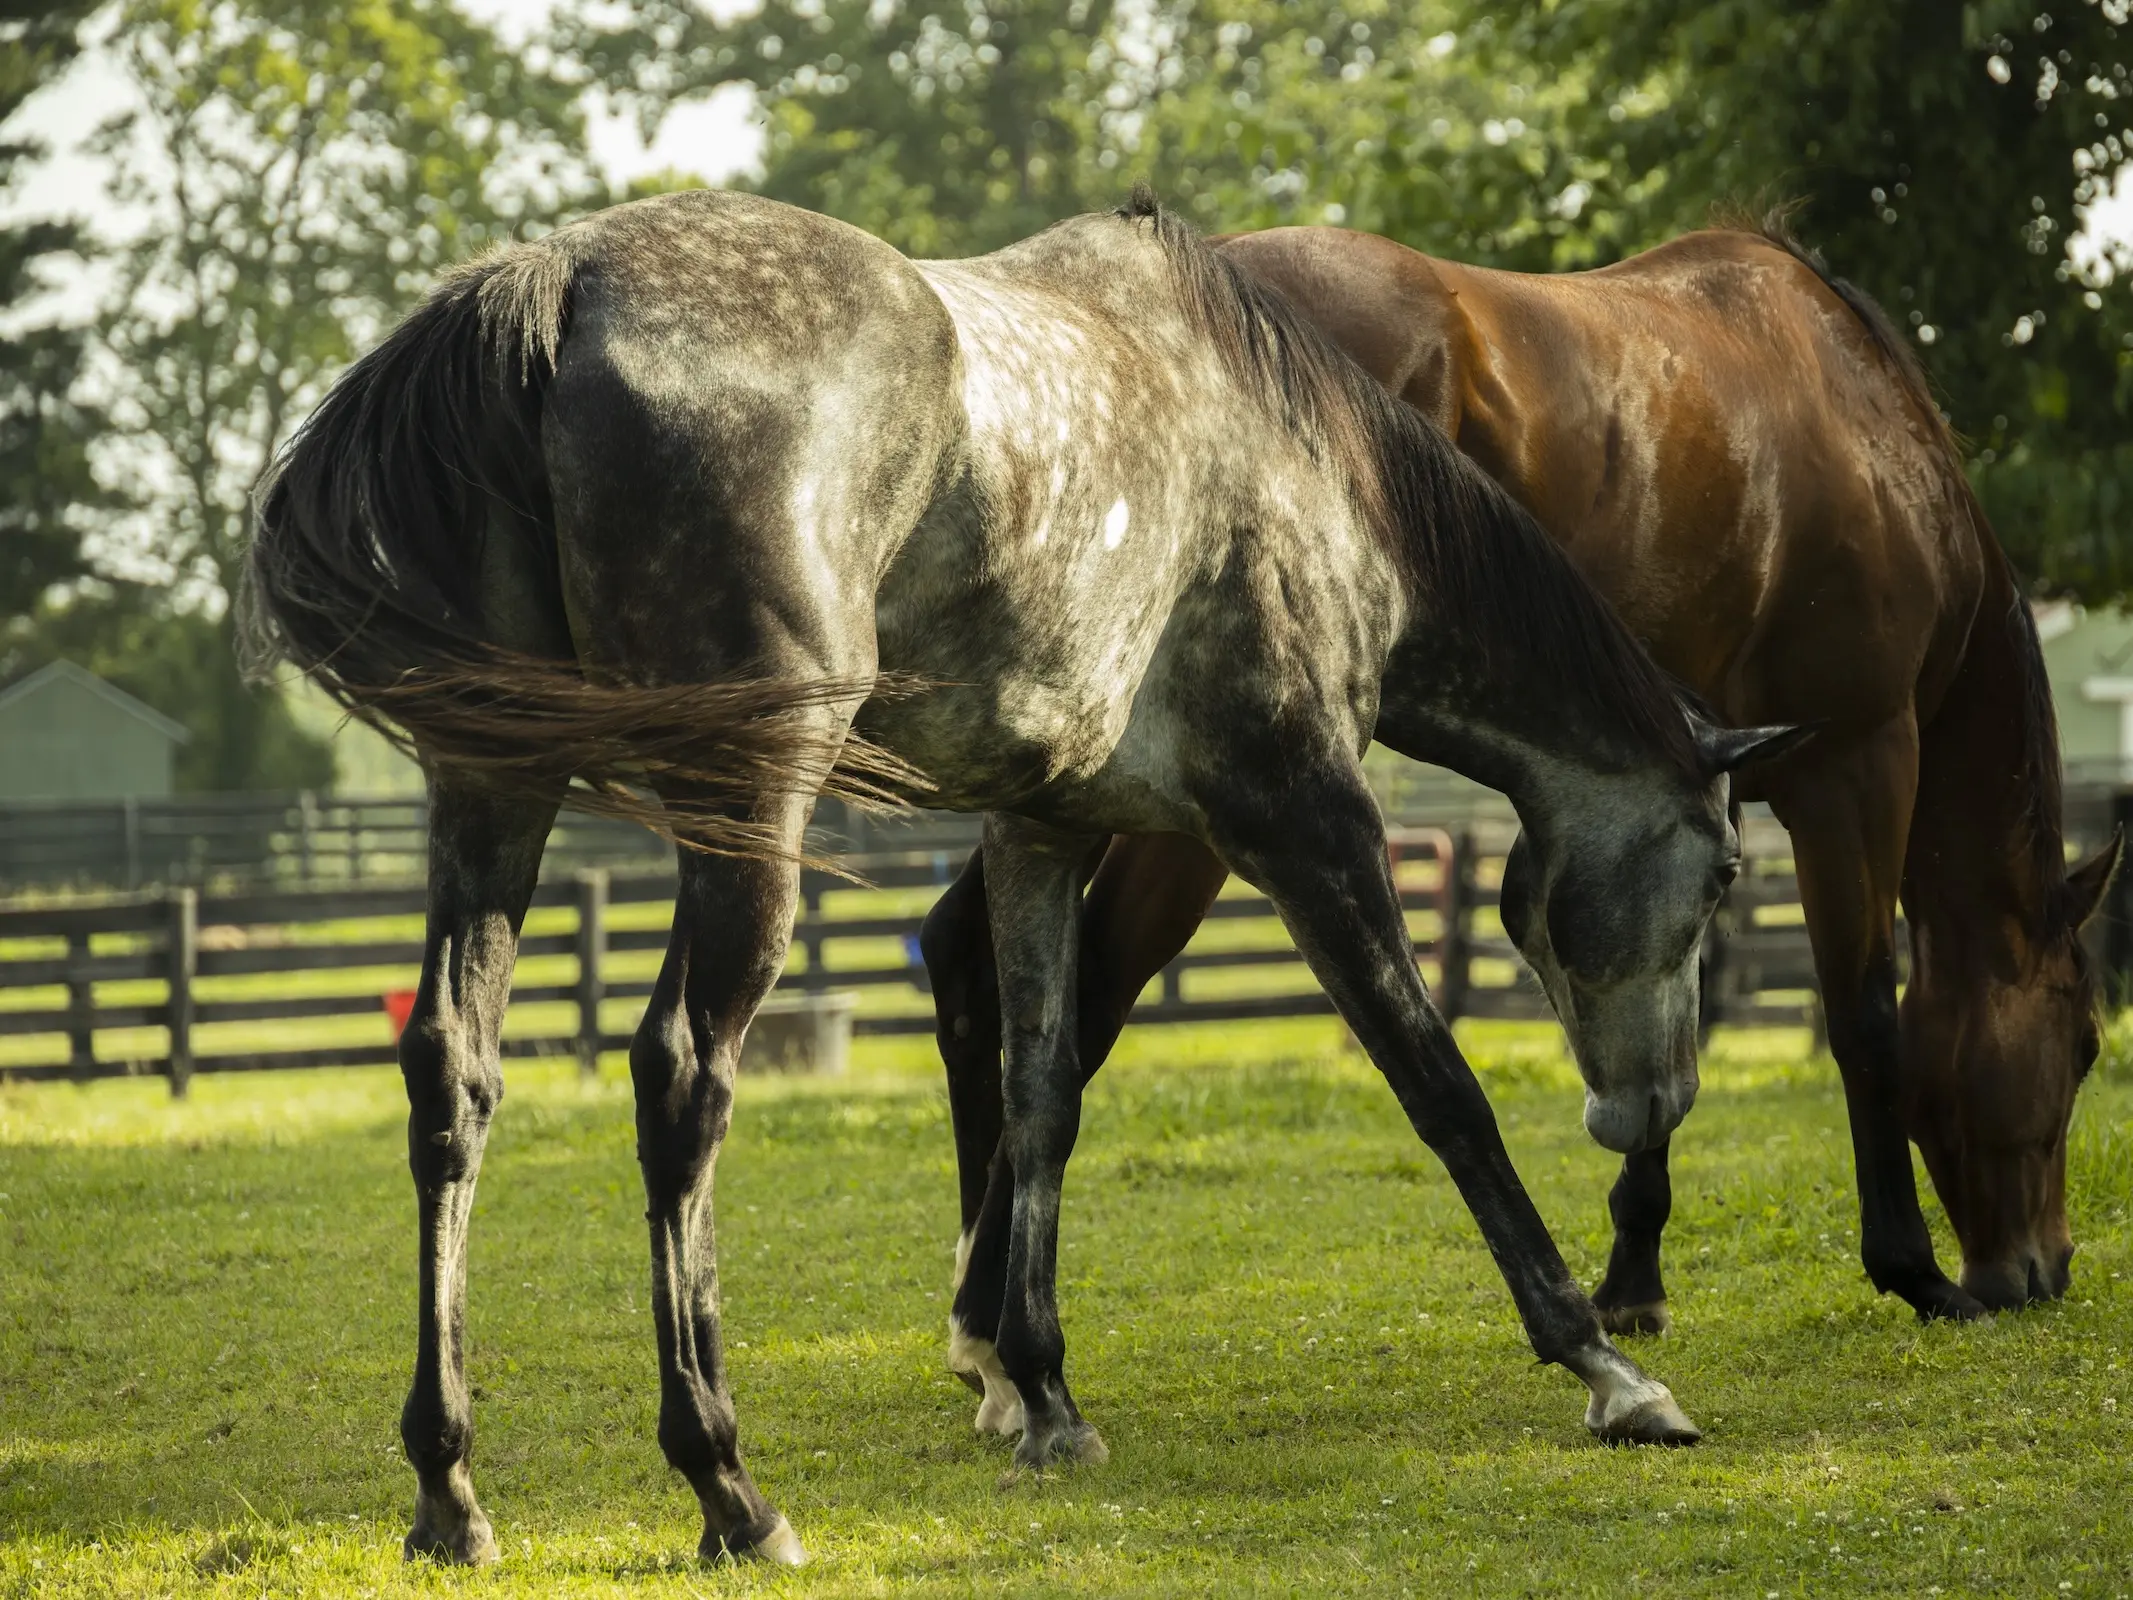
[1723,202,2071,920]
[1117,184,1699,779]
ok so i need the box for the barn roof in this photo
[0,659,192,744]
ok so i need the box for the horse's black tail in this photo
[244,241,915,858]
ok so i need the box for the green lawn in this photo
[3,1019,2130,1597]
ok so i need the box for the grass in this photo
[3,1018,2131,1597]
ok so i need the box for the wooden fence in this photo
[0,825,1845,1094]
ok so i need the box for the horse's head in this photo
[1500,720,1810,1154]
[1899,830,2120,1308]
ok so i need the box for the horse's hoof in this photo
[1007,1418,1108,1477]
[402,1515,499,1566]
[1597,1299,1671,1337]
[1911,1281,1992,1323]
[975,1382,1026,1437]
[1586,1388,1701,1447]
[403,1469,499,1566]
[704,1515,806,1567]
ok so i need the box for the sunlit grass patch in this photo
[3,1020,2130,1595]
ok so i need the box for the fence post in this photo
[573,868,607,1077]
[167,887,197,1098]
[123,797,142,891]
[1697,897,1731,1045]
[798,870,828,993]
[2106,789,2133,1005]
[1437,829,1473,1023]
[298,790,319,884]
[65,930,95,1079]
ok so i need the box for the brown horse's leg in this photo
[1592,1142,1673,1335]
[934,833,1227,1432]
[629,794,813,1566]
[1775,724,1988,1322]
[400,775,560,1565]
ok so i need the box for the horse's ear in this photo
[2065,826,2125,929]
[1695,721,1817,776]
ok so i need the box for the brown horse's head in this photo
[1901,832,2121,1310]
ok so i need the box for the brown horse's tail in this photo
[244,241,915,857]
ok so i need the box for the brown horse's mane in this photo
[1718,203,2072,923]
[1119,184,1701,781]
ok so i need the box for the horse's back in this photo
[1223,226,1983,731]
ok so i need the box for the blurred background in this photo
[0,0,2128,846]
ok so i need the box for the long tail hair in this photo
[243,240,915,858]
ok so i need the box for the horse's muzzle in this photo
[1583,1084,1694,1155]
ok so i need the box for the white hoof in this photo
[948,1319,1025,1438]
[1570,1337,1701,1446]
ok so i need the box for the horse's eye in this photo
[1716,856,1741,891]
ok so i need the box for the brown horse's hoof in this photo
[1597,1299,1671,1337]
[704,1515,806,1566]
[1910,1279,1992,1323]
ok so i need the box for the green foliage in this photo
[0,0,119,618]
[93,0,600,607]
[1,588,333,791]
[2,1029,2131,1593]
[576,0,1122,255]
[1507,0,2133,596]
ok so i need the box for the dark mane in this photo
[1721,202,2070,918]
[1116,183,1700,779]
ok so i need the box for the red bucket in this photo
[383,989,418,1040]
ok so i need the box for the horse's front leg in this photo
[981,813,1111,1473]
[1592,1143,1674,1336]
[1210,768,1700,1446]
[630,797,810,1566]
[400,775,560,1564]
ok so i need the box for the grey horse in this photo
[248,186,1796,1566]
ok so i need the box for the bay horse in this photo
[247,188,1792,1565]
[922,220,2122,1378]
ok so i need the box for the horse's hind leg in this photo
[400,774,561,1564]
[980,813,1111,1472]
[928,834,1226,1437]
[630,792,816,1565]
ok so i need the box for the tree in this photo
[1492,0,2133,595]
[0,0,118,619]
[576,0,1123,256]
[95,0,599,610]
[26,0,602,789]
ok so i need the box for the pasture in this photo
[3,1018,2130,1597]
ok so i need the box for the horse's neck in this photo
[1904,565,2062,953]
[1375,634,1666,828]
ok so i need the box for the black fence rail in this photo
[0,827,1844,1094]
[0,792,997,894]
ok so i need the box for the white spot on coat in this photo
[1103,497,1131,550]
